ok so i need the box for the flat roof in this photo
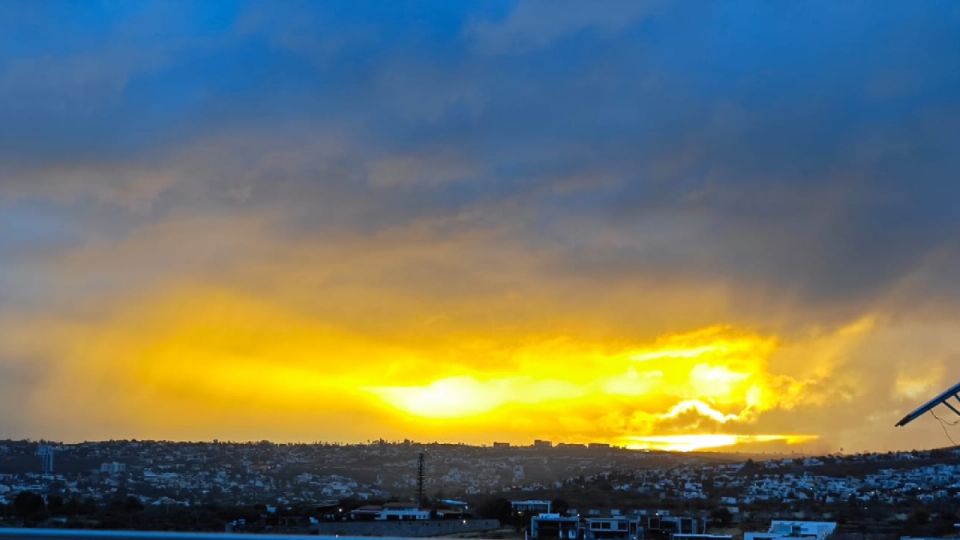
[671,533,733,540]
[0,529,500,540]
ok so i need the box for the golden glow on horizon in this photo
[366,324,817,448]
[18,286,880,448]
[621,434,819,452]
[369,376,584,419]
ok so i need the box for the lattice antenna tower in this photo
[417,452,425,508]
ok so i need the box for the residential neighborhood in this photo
[0,439,958,537]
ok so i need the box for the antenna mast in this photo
[417,452,425,507]
[896,380,960,427]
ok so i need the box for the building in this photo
[439,499,469,510]
[36,444,54,474]
[512,500,552,514]
[745,521,837,540]
[376,502,430,521]
[493,442,511,448]
[434,499,469,520]
[584,516,643,540]
[349,505,382,521]
[645,514,703,537]
[376,507,430,521]
[100,462,126,474]
[533,439,553,449]
[532,514,580,540]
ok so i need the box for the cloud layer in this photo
[2,1,960,451]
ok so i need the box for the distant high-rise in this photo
[36,444,55,474]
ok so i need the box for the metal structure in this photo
[416,452,425,508]
[895,380,960,428]
[36,444,55,474]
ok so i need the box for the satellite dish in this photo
[895,380,960,427]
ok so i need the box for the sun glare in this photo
[622,434,818,452]
[370,377,507,419]
[364,325,815,449]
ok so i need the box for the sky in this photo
[2,1,960,453]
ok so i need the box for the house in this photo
[646,514,703,537]
[532,513,580,540]
[377,501,430,521]
[584,516,643,540]
[745,521,837,540]
[349,505,382,520]
[513,499,552,514]
[643,510,706,537]
[376,507,430,521]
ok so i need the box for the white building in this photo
[375,507,430,521]
[584,516,643,540]
[512,499,552,514]
[745,521,837,540]
[531,514,579,540]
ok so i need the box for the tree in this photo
[13,492,46,522]
[79,497,98,515]
[61,497,82,516]
[123,495,144,513]
[910,509,930,526]
[477,497,513,524]
[710,507,733,526]
[551,498,570,516]
[47,494,65,515]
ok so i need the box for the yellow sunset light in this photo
[37,285,828,448]
[622,434,819,452]
[370,377,507,419]
[359,324,817,448]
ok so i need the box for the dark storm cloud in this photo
[2,0,960,313]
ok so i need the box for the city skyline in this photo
[3,2,960,453]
